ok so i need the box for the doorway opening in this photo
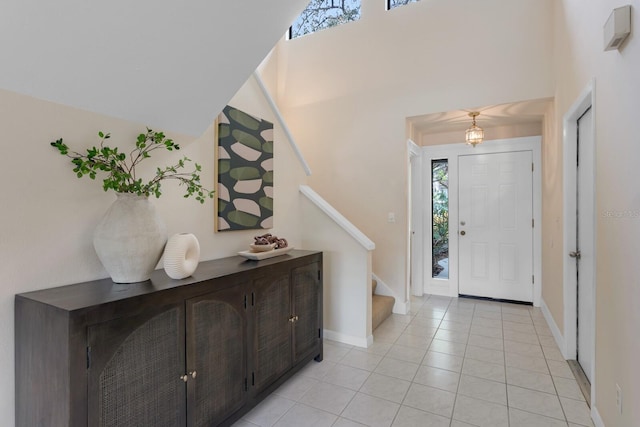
[562,81,596,407]
[420,137,542,304]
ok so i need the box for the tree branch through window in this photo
[290,0,361,39]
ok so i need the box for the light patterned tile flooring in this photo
[236,295,593,427]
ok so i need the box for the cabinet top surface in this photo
[16,250,321,312]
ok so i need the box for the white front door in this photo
[576,107,595,383]
[458,151,533,302]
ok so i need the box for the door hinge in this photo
[86,346,91,369]
[532,163,534,172]
[532,275,535,284]
[532,219,534,228]
[244,294,247,310]
[252,372,255,386]
[317,270,321,281]
[318,328,322,339]
[251,292,255,307]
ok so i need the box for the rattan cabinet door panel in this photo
[186,285,248,427]
[87,304,186,427]
[252,272,292,394]
[292,262,322,363]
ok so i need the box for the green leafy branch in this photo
[50,128,214,203]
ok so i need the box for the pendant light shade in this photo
[465,112,484,147]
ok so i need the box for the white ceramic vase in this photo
[163,233,200,279]
[93,193,167,283]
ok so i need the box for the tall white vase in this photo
[93,193,167,283]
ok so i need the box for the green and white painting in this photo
[216,105,274,231]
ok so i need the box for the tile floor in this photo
[235,295,593,427]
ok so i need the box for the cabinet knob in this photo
[180,374,188,383]
[289,315,299,323]
[190,370,197,379]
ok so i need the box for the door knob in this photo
[460,231,466,236]
[189,371,197,379]
[180,374,188,383]
[569,251,581,259]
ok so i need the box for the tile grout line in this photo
[501,304,511,427]
[537,309,571,426]
[447,298,468,427]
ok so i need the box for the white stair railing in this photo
[253,71,312,176]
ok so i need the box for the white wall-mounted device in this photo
[604,5,632,51]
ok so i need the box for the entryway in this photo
[420,137,542,305]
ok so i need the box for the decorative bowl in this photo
[249,243,277,252]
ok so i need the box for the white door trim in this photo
[562,79,597,408]
[407,139,424,300]
[422,136,542,306]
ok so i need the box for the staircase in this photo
[372,279,395,331]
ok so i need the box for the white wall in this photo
[300,192,373,347]
[0,0,309,135]
[0,70,307,425]
[551,2,640,425]
[275,0,554,306]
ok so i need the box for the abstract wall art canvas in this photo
[215,105,274,231]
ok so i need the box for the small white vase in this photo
[163,233,200,279]
[93,193,167,283]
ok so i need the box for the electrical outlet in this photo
[616,383,622,414]
[388,212,396,223]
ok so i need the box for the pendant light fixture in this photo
[465,112,484,147]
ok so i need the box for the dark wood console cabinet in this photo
[15,250,322,427]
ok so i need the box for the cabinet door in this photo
[87,304,186,427]
[252,272,292,394]
[292,262,322,363]
[186,285,247,427]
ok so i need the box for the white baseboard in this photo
[541,298,567,358]
[591,405,605,427]
[392,299,409,315]
[323,329,372,348]
[372,273,409,314]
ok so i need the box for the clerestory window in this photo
[387,0,420,10]
[289,0,361,39]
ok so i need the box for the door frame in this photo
[562,80,596,405]
[422,136,542,306]
[407,139,424,299]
